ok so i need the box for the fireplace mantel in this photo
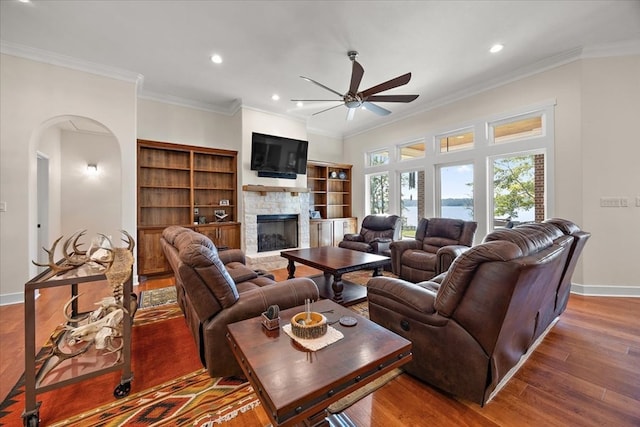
[242,185,309,196]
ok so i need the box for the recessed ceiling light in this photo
[296,101,304,108]
[490,44,504,53]
[272,94,280,101]
[210,54,222,64]
[18,0,31,3]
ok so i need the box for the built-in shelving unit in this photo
[307,161,356,247]
[137,140,239,275]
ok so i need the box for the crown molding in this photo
[138,91,237,116]
[0,41,144,89]
[581,39,640,58]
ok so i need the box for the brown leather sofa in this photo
[338,214,402,255]
[367,219,589,405]
[161,226,319,377]
[389,217,477,282]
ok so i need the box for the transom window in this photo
[367,149,390,166]
[490,114,543,144]
[399,141,425,161]
[438,128,474,153]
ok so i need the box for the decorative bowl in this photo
[290,312,328,339]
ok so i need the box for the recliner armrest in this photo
[370,237,393,255]
[436,245,472,275]
[211,278,320,326]
[367,277,437,315]
[389,239,422,275]
[218,249,246,265]
[343,233,364,242]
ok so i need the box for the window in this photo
[400,170,425,237]
[439,164,474,220]
[491,114,543,144]
[491,152,545,227]
[399,141,425,161]
[367,149,390,166]
[368,172,390,214]
[438,129,474,153]
[362,102,554,237]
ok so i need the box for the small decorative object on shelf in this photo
[330,171,338,179]
[220,199,230,206]
[214,210,228,222]
[338,171,347,180]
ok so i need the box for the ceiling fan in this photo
[292,51,419,121]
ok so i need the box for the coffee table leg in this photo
[287,259,296,279]
[331,274,344,304]
[372,266,383,277]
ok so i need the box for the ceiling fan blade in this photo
[363,102,391,116]
[300,76,344,98]
[346,107,356,121]
[291,100,344,104]
[311,103,344,116]
[366,94,419,103]
[349,60,364,95]
[359,72,412,98]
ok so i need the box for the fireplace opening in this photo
[257,214,298,252]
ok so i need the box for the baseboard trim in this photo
[571,283,640,297]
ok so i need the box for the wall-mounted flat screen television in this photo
[250,132,308,177]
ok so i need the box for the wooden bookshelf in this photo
[306,161,356,247]
[137,140,239,275]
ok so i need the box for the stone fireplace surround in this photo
[242,186,310,271]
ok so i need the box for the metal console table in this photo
[22,263,134,427]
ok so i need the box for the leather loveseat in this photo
[367,218,589,405]
[161,226,319,377]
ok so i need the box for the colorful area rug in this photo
[138,286,177,309]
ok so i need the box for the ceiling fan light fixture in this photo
[271,94,280,101]
[296,101,304,108]
[490,44,504,53]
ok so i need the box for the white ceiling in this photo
[2,0,639,138]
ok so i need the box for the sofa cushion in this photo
[435,241,522,317]
[402,249,437,271]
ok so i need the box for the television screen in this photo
[250,132,308,175]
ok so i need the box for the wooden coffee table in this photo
[280,247,391,306]
[226,299,412,427]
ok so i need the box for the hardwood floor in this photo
[1,269,638,426]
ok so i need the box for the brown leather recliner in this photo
[338,214,402,255]
[390,217,477,282]
[161,226,319,377]
[367,219,589,405]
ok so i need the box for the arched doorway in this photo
[32,115,121,274]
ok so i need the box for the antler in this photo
[62,230,90,267]
[121,230,135,251]
[32,236,75,275]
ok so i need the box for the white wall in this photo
[60,130,121,240]
[137,98,241,151]
[0,54,137,304]
[344,55,640,292]
[580,56,640,289]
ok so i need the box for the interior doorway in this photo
[36,152,49,270]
